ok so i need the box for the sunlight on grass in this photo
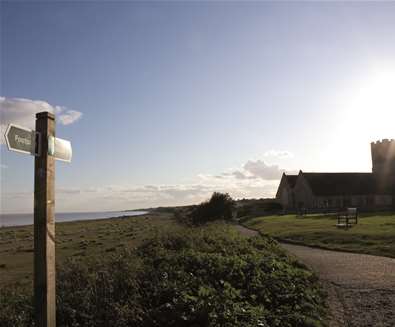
[244,212,395,258]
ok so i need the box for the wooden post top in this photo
[36,111,55,120]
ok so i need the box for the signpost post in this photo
[4,111,72,327]
[34,112,56,327]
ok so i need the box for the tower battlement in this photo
[371,138,395,145]
[371,139,395,175]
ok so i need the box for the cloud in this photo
[263,150,293,159]
[0,157,290,213]
[57,110,83,125]
[57,188,81,194]
[231,170,249,180]
[0,97,82,143]
[243,160,285,180]
[213,159,289,181]
[1,177,279,213]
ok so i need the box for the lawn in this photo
[243,212,395,258]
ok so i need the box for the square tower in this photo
[371,139,395,175]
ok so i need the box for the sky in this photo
[1,1,395,213]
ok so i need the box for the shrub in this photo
[136,227,326,327]
[0,224,326,327]
[236,199,283,218]
[190,192,235,225]
[0,287,34,327]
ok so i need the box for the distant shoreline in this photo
[0,210,149,228]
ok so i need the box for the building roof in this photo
[301,172,395,196]
[275,174,298,199]
[285,175,298,188]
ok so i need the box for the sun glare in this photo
[345,66,395,141]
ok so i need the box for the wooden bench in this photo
[336,208,358,228]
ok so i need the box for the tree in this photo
[190,192,235,225]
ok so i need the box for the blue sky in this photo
[1,1,395,213]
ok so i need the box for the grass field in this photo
[1,213,327,327]
[0,211,180,287]
[244,212,395,258]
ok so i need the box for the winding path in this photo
[234,224,395,327]
[281,243,395,327]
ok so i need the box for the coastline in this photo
[0,210,149,228]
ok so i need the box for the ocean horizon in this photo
[0,210,149,227]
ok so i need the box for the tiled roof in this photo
[285,175,298,188]
[301,172,395,196]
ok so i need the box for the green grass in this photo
[244,212,395,258]
[0,211,181,287]
[1,219,327,327]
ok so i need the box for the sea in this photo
[0,210,148,227]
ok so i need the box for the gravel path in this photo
[281,243,395,327]
[235,224,395,327]
[233,224,260,238]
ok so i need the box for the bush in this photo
[0,224,326,327]
[0,287,34,327]
[136,228,326,327]
[190,192,235,225]
[236,199,283,218]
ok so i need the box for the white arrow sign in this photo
[48,136,72,162]
[4,124,39,155]
[4,123,72,162]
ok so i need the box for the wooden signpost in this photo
[4,123,39,155]
[5,111,72,327]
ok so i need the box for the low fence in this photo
[282,206,395,216]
